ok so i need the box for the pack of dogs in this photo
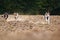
[2,12,50,24]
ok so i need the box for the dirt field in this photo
[0,15,60,40]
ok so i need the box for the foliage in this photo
[0,0,60,15]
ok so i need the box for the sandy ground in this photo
[0,15,60,40]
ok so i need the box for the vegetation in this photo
[0,0,60,15]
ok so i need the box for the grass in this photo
[0,15,60,40]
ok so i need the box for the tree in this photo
[0,0,60,15]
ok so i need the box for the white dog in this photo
[44,12,50,24]
[14,13,19,21]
